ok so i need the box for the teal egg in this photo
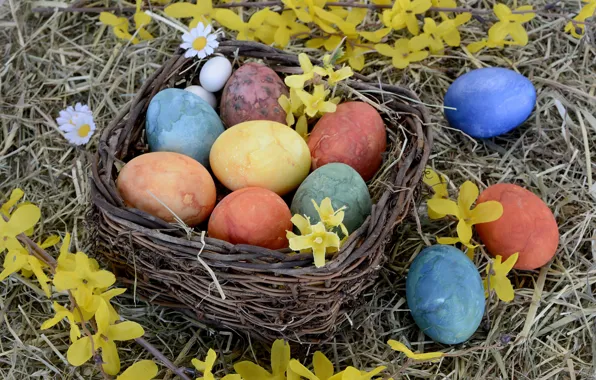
[290,163,372,235]
[146,88,225,168]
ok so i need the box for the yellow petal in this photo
[214,9,245,31]
[67,336,93,366]
[493,3,511,20]
[411,0,432,13]
[192,358,206,372]
[442,28,461,47]
[99,12,124,27]
[407,50,429,63]
[467,40,488,53]
[285,74,309,89]
[95,299,111,335]
[27,256,51,297]
[454,12,472,25]
[164,3,198,18]
[436,236,461,245]
[313,351,334,380]
[296,114,308,140]
[508,22,529,45]
[306,38,325,48]
[469,201,503,225]
[298,53,314,74]
[107,321,145,341]
[359,28,391,43]
[428,207,446,220]
[117,360,158,380]
[271,339,290,376]
[70,323,81,343]
[289,235,314,252]
[274,26,291,47]
[1,188,24,216]
[88,268,116,289]
[39,235,60,249]
[493,274,515,302]
[427,198,460,218]
[456,219,473,244]
[324,35,343,51]
[422,168,449,198]
[374,43,395,58]
[204,349,217,372]
[405,14,420,35]
[458,181,479,215]
[134,12,151,27]
[388,340,444,360]
[496,252,518,274]
[4,204,40,237]
[234,361,272,380]
[100,339,121,375]
[488,22,509,42]
[328,66,353,85]
[0,250,27,281]
[513,5,536,22]
[289,360,318,380]
[312,241,327,268]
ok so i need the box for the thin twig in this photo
[135,337,193,380]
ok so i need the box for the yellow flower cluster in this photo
[287,198,349,268]
[99,0,155,45]
[0,189,152,379]
[422,168,518,303]
[189,338,443,380]
[279,53,352,139]
[564,0,596,38]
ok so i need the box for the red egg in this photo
[219,63,289,128]
[476,183,559,270]
[308,102,386,181]
[208,187,292,249]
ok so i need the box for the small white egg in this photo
[199,56,233,93]
[184,85,217,108]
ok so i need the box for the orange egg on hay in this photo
[308,101,386,181]
[116,152,216,227]
[476,183,559,270]
[208,187,292,249]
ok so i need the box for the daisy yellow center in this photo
[78,124,91,137]
[314,237,323,244]
[192,37,207,51]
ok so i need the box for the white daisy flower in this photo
[180,23,219,59]
[56,102,92,126]
[59,112,96,146]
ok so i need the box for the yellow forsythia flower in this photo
[564,0,596,38]
[215,8,273,43]
[285,53,326,89]
[375,36,430,69]
[382,0,432,35]
[53,251,116,291]
[99,12,139,44]
[342,365,386,380]
[289,351,342,380]
[67,299,145,375]
[0,240,51,297]
[388,340,444,360]
[0,188,24,217]
[312,198,349,237]
[484,252,519,302]
[489,4,536,46]
[41,302,82,343]
[295,85,337,117]
[422,167,449,219]
[427,181,503,244]
[288,222,340,268]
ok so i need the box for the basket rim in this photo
[90,39,433,277]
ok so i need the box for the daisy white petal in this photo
[184,50,196,58]
[204,24,212,35]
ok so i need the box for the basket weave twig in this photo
[90,40,432,343]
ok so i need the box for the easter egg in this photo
[116,152,216,227]
[219,63,288,128]
[444,68,536,138]
[476,183,559,270]
[146,88,225,168]
[308,102,386,181]
[199,56,232,93]
[209,120,310,195]
[406,245,485,345]
[208,187,292,249]
[185,85,217,108]
[290,163,371,235]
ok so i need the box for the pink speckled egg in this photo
[208,187,292,249]
[476,183,559,270]
[116,152,216,227]
[308,102,387,181]
[219,63,289,128]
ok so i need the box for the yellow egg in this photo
[209,121,311,195]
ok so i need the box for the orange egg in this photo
[308,101,386,181]
[208,187,292,249]
[116,152,216,227]
[476,183,559,270]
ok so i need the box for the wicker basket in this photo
[90,40,432,343]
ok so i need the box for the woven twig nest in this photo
[90,40,432,343]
